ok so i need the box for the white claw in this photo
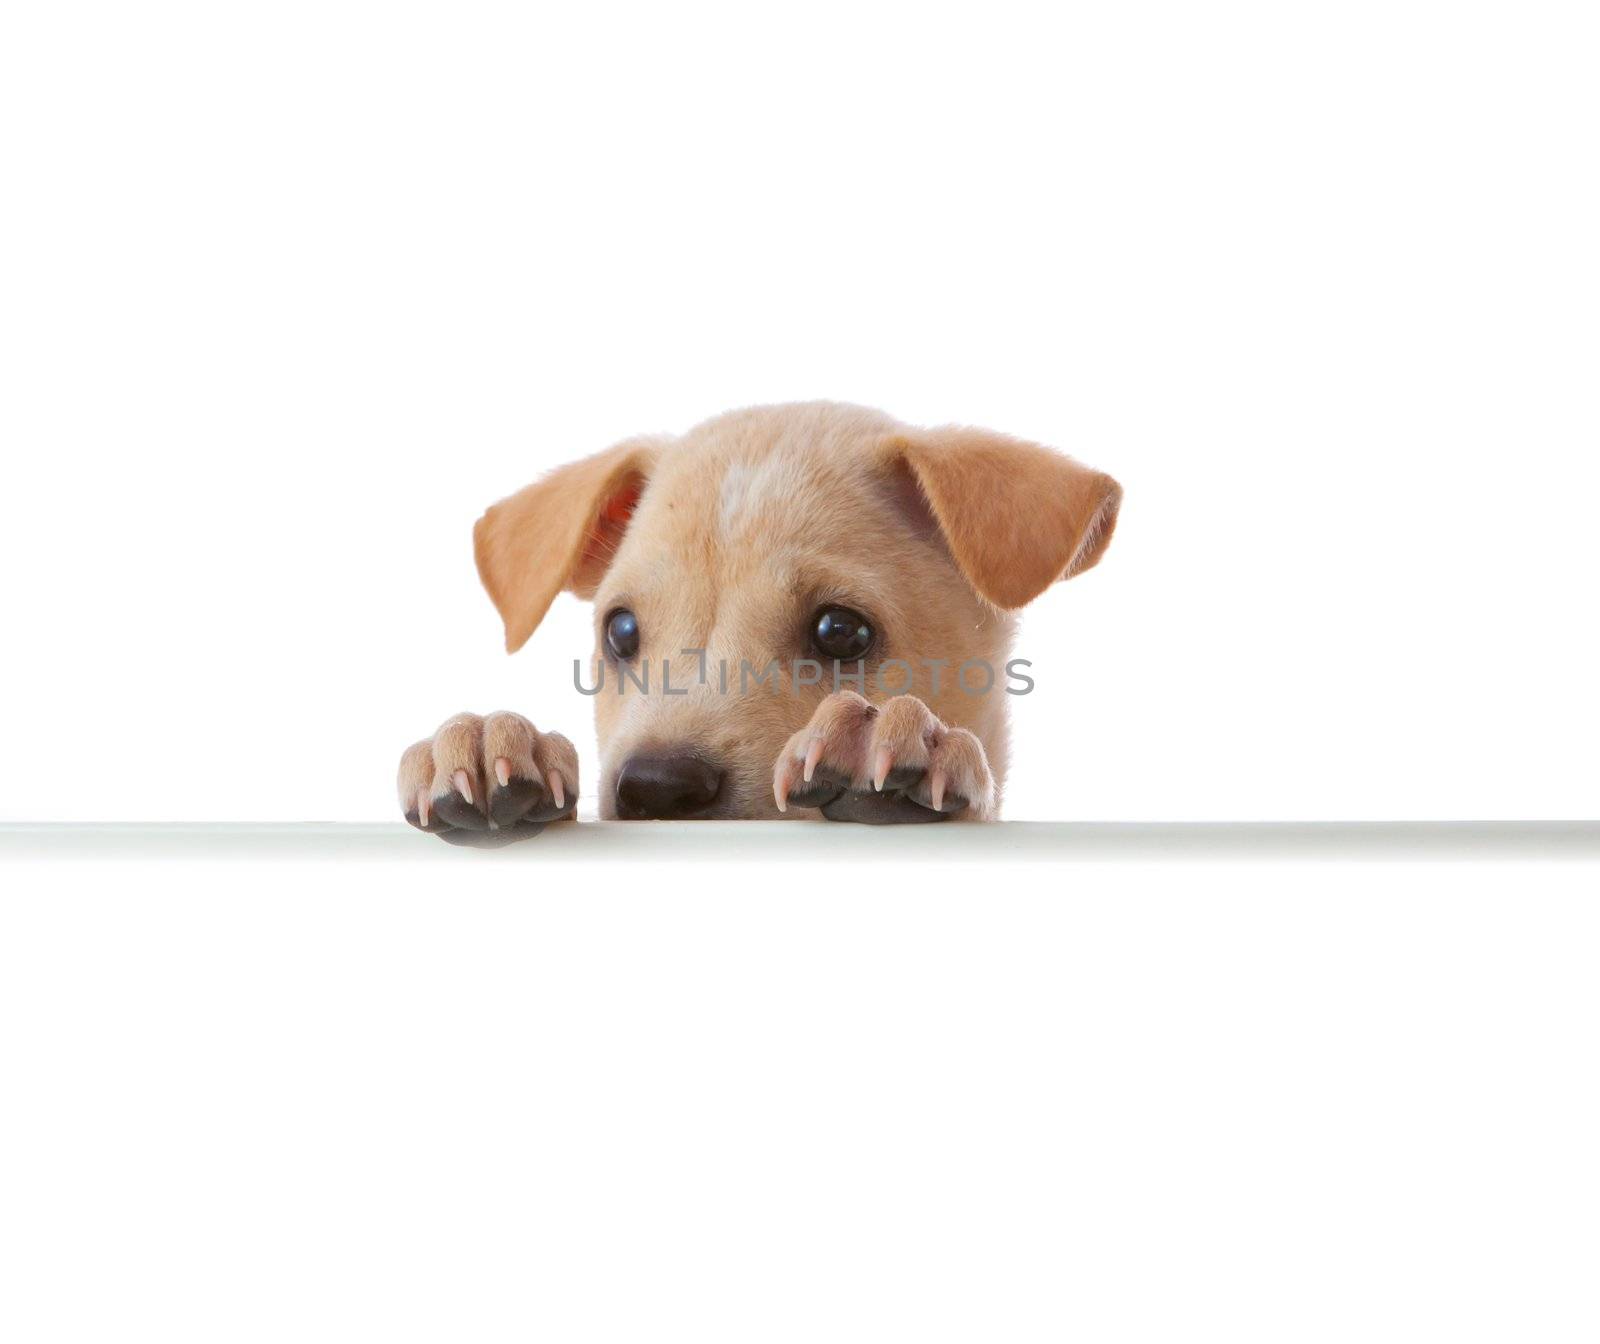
[803,738,824,783]
[930,768,946,813]
[417,788,431,828]
[774,762,790,813]
[494,757,511,788]
[873,748,892,792]
[548,770,565,810]
[452,768,473,805]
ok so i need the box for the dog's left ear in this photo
[887,427,1122,609]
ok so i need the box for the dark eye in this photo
[811,606,874,661]
[605,608,640,660]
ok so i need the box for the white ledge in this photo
[2,820,1598,862]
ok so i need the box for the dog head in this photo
[473,402,1120,818]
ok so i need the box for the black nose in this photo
[614,755,724,819]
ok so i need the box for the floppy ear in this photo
[473,437,660,653]
[889,427,1122,609]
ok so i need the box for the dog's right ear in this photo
[473,437,660,653]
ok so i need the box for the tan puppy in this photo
[398,402,1119,837]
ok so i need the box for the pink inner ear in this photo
[601,483,640,527]
[577,478,643,581]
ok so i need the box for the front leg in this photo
[773,691,997,823]
[397,711,579,844]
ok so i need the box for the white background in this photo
[3,0,1598,822]
[1,856,1598,1344]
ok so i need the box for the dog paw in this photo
[397,711,579,843]
[772,691,996,823]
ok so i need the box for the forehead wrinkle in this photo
[761,549,905,627]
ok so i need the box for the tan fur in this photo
[888,426,1122,607]
[474,435,665,653]
[402,402,1120,828]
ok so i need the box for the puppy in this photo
[398,402,1120,836]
